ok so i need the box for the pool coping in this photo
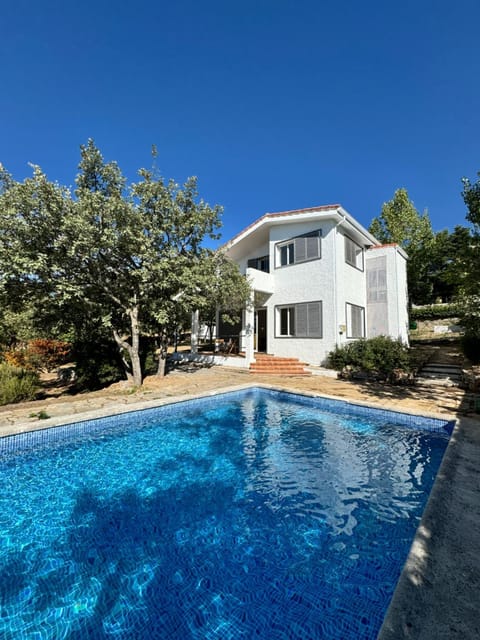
[376,412,480,639]
[0,381,458,437]
[1,382,478,638]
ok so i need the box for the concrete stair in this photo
[250,354,311,376]
[415,363,463,387]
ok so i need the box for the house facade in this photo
[222,205,408,367]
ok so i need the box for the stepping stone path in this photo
[415,342,464,387]
[416,363,463,387]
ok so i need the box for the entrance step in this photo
[250,354,311,376]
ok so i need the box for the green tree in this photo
[192,251,252,346]
[427,225,473,303]
[462,172,480,228]
[369,188,435,304]
[0,141,250,386]
[458,172,480,346]
[0,163,73,339]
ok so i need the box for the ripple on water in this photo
[0,389,450,639]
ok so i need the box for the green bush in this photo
[410,304,461,321]
[0,363,39,405]
[328,336,412,379]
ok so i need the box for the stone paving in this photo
[0,365,477,436]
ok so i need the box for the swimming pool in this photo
[0,387,453,639]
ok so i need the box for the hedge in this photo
[409,304,461,321]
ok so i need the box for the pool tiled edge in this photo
[0,382,457,440]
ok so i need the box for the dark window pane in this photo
[289,307,295,335]
[280,307,289,334]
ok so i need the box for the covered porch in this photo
[217,267,274,366]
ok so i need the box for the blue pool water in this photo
[0,388,453,639]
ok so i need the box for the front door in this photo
[256,308,267,352]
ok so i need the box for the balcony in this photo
[246,267,274,294]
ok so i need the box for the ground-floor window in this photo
[276,301,322,338]
[279,306,295,336]
[346,302,365,338]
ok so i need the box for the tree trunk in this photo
[113,329,133,383]
[208,318,214,349]
[129,306,142,386]
[112,305,143,387]
[156,330,168,377]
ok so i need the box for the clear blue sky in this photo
[2,0,479,243]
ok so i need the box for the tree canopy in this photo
[0,141,251,385]
[369,188,435,304]
[462,172,480,229]
[458,172,480,349]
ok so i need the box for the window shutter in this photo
[367,269,377,303]
[294,237,307,262]
[295,303,308,336]
[378,267,387,288]
[306,235,320,260]
[367,257,387,303]
[307,302,322,336]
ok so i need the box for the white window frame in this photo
[345,235,364,271]
[278,306,295,336]
[275,301,323,338]
[275,230,322,268]
[346,302,365,338]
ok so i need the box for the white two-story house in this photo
[221,204,408,367]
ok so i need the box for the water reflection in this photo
[240,396,443,536]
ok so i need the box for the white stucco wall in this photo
[336,227,368,347]
[394,248,409,343]
[225,211,407,367]
[264,220,340,365]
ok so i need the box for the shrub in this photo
[410,304,461,321]
[27,339,71,372]
[3,339,71,372]
[0,364,39,405]
[3,348,31,369]
[328,336,412,380]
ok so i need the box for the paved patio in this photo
[0,366,479,638]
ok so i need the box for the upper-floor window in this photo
[345,236,364,271]
[346,302,365,338]
[247,255,270,273]
[275,230,321,268]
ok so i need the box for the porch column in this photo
[191,309,200,354]
[244,301,255,366]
